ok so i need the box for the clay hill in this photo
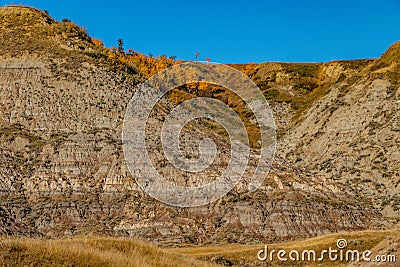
[0,5,398,248]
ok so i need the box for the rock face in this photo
[0,6,395,244]
[278,57,400,217]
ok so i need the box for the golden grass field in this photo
[0,229,398,266]
[0,236,219,267]
[167,229,400,266]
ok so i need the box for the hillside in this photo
[278,42,400,217]
[0,4,397,247]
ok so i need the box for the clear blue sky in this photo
[3,0,400,63]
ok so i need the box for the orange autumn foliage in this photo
[91,37,104,48]
[242,62,257,77]
[108,49,179,78]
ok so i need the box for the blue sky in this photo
[3,0,400,63]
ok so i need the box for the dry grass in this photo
[380,41,400,64]
[0,236,219,267]
[0,228,398,267]
[166,229,400,266]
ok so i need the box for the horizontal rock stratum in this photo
[0,6,398,245]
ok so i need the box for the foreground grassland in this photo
[167,229,400,266]
[0,237,218,267]
[0,229,398,266]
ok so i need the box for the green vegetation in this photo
[118,38,124,53]
[283,63,320,77]
[336,73,346,83]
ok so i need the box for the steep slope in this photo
[380,41,400,65]
[279,41,400,217]
[232,58,373,134]
[0,5,388,244]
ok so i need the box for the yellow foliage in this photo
[91,37,104,47]
[105,48,176,78]
[242,62,257,77]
